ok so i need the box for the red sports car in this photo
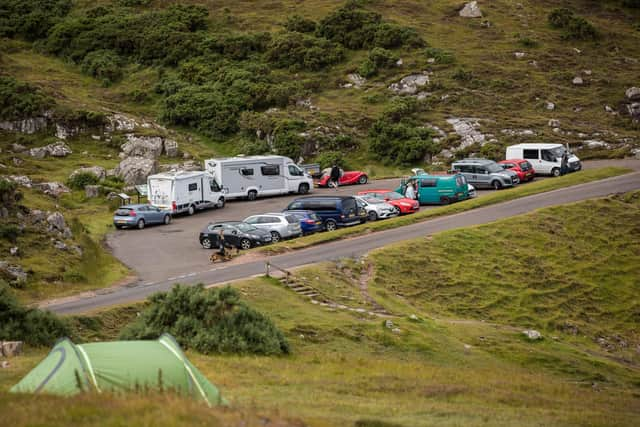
[498,159,535,182]
[318,169,368,187]
[357,190,419,214]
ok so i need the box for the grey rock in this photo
[389,73,430,95]
[85,185,101,198]
[0,261,27,284]
[7,175,32,188]
[396,58,403,66]
[11,143,27,153]
[446,117,488,150]
[114,156,158,185]
[548,119,561,127]
[604,105,615,113]
[55,123,80,140]
[546,102,556,111]
[583,69,592,76]
[584,140,610,149]
[28,141,72,159]
[347,73,366,88]
[501,129,536,137]
[384,320,395,329]
[625,87,640,101]
[121,134,163,159]
[12,157,23,166]
[29,146,48,159]
[105,113,138,133]
[53,240,68,251]
[29,209,47,224]
[35,182,71,198]
[91,135,101,141]
[0,116,49,134]
[9,247,18,256]
[628,102,640,122]
[70,166,106,181]
[163,138,179,157]
[460,1,482,18]
[46,212,67,232]
[514,52,526,59]
[523,329,542,340]
[1,341,24,357]
[72,245,83,256]
[572,76,584,85]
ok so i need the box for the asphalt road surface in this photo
[46,160,640,314]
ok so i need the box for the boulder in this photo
[163,138,179,157]
[0,116,49,134]
[70,166,107,182]
[121,135,163,159]
[523,330,542,340]
[7,175,32,188]
[114,156,158,185]
[11,143,27,153]
[1,341,24,357]
[446,117,489,150]
[389,73,430,95]
[28,141,72,159]
[0,261,27,284]
[29,209,47,224]
[625,87,640,101]
[85,185,101,198]
[514,52,526,59]
[548,119,561,127]
[572,76,584,85]
[546,102,556,111]
[628,102,640,122]
[35,182,71,198]
[46,212,67,233]
[460,1,482,18]
[347,73,366,88]
[105,114,138,132]
[9,247,18,256]
[28,146,48,159]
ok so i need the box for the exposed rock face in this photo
[0,261,27,285]
[163,138,179,157]
[388,73,430,95]
[55,123,84,140]
[446,117,494,150]
[70,166,107,181]
[628,103,640,122]
[47,212,67,233]
[625,87,640,101]
[0,116,49,134]
[460,1,482,18]
[114,157,158,185]
[6,175,32,188]
[85,185,101,198]
[34,182,71,198]
[121,135,164,159]
[1,341,24,357]
[105,113,138,132]
[29,141,72,159]
[158,160,202,172]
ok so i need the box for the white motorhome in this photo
[204,155,313,200]
[147,171,225,215]
[506,143,581,177]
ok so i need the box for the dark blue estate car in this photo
[282,210,324,235]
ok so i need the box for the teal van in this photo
[395,173,470,205]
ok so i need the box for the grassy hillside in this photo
[2,191,639,426]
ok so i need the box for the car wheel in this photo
[392,206,401,215]
[188,205,196,215]
[551,168,561,177]
[325,220,337,232]
[298,183,310,194]
[367,211,378,221]
[216,197,225,209]
[163,215,171,225]
[358,175,368,185]
[270,231,281,243]
[240,238,251,250]
[491,180,502,190]
[137,219,145,230]
[247,190,257,201]
[440,196,450,205]
[201,238,212,249]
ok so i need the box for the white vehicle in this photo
[354,195,399,221]
[204,155,313,201]
[506,143,581,177]
[147,171,225,215]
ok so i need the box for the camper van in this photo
[505,143,581,177]
[204,155,314,201]
[147,171,225,215]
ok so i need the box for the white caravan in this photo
[147,171,225,215]
[505,143,581,177]
[204,155,314,200]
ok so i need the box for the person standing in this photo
[330,164,341,190]
[560,151,569,176]
[404,179,416,200]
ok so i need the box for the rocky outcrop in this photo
[1,341,24,357]
[0,261,27,285]
[460,1,482,18]
[120,134,179,159]
[342,73,366,89]
[29,141,72,159]
[158,160,202,172]
[114,157,158,185]
[446,117,495,150]
[389,73,430,95]
[0,115,50,134]
[625,87,640,101]
[105,113,138,132]
[46,212,73,238]
[6,175,32,188]
[34,182,71,198]
[70,166,107,181]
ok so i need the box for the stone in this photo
[9,247,18,256]
[7,175,32,188]
[28,141,72,159]
[0,261,27,284]
[1,361,9,369]
[85,185,101,198]
[388,73,430,95]
[346,73,366,88]
[459,1,482,18]
[12,157,23,166]
[1,341,24,357]
[163,138,179,157]
[604,105,615,113]
[11,143,27,153]
[446,117,488,150]
[0,116,49,134]
[46,212,67,232]
[628,103,640,122]
[114,156,158,185]
[523,330,542,340]
[105,113,138,132]
[427,57,436,64]
[91,135,101,141]
[514,52,526,59]
[626,87,640,101]
[548,119,561,127]
[70,166,106,181]
[35,182,71,198]
[29,209,46,224]
[391,328,401,334]
[53,240,68,251]
[584,140,609,149]
[573,47,582,54]
[384,320,395,329]
[28,146,48,159]
[572,76,584,85]
[501,129,536,137]
[546,102,555,111]
[121,134,163,159]
[583,69,592,76]
[396,58,403,66]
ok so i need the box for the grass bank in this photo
[259,167,631,254]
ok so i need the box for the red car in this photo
[498,159,535,182]
[357,190,419,214]
[318,169,368,187]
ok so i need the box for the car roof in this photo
[508,143,563,149]
[248,213,287,217]
[208,221,242,226]
[292,196,355,200]
[358,189,392,193]
[452,158,494,165]
[120,204,150,209]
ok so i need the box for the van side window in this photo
[289,202,303,210]
[188,183,198,191]
[261,165,280,176]
[455,165,472,173]
[210,179,220,192]
[473,166,487,174]
[523,149,538,160]
[420,179,437,188]
[288,165,303,176]
[541,150,556,162]
[240,168,254,176]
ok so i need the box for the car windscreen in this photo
[115,208,132,216]
[342,198,356,212]
[236,223,257,232]
[487,163,504,173]
[384,192,404,200]
[551,147,565,158]
[363,197,383,204]
[520,161,531,171]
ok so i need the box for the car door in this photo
[225,224,241,247]
[150,206,164,223]
[472,166,490,188]
[540,149,558,174]
[258,216,279,233]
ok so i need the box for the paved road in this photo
[46,161,640,315]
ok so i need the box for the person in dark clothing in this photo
[329,164,341,189]
[560,152,569,176]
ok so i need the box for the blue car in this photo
[285,196,363,232]
[282,210,324,235]
[113,204,172,230]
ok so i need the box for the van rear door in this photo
[148,178,173,209]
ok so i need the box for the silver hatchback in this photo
[243,213,303,243]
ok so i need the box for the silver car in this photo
[243,213,302,243]
[354,195,399,221]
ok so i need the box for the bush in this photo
[200,32,271,60]
[67,172,100,190]
[284,15,317,33]
[0,77,53,120]
[120,285,290,355]
[266,32,344,71]
[0,224,20,243]
[548,8,574,29]
[623,0,640,7]
[452,68,474,82]
[424,47,455,64]
[0,0,72,41]
[0,284,70,346]
[317,3,382,49]
[372,23,424,49]
[358,47,399,77]
[315,151,348,169]
[548,8,598,40]
[80,50,123,86]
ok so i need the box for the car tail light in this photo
[304,219,315,224]
[129,210,137,217]
[171,201,177,212]
[340,214,345,219]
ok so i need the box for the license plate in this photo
[117,220,126,224]
[316,221,322,224]
[349,213,354,217]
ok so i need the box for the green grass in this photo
[259,166,632,254]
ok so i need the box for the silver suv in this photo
[243,213,302,243]
[451,159,519,190]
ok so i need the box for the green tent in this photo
[10,333,226,406]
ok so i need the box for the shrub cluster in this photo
[67,172,100,190]
[80,50,123,86]
[120,285,290,355]
[548,8,598,40]
[0,284,70,346]
[0,0,72,41]
[0,77,54,120]
[284,15,317,33]
[424,47,455,64]
[266,32,344,71]
[358,47,399,77]
[368,98,439,164]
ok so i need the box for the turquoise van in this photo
[395,173,470,205]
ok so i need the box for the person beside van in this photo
[330,165,341,190]
[404,179,416,200]
[560,152,569,176]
